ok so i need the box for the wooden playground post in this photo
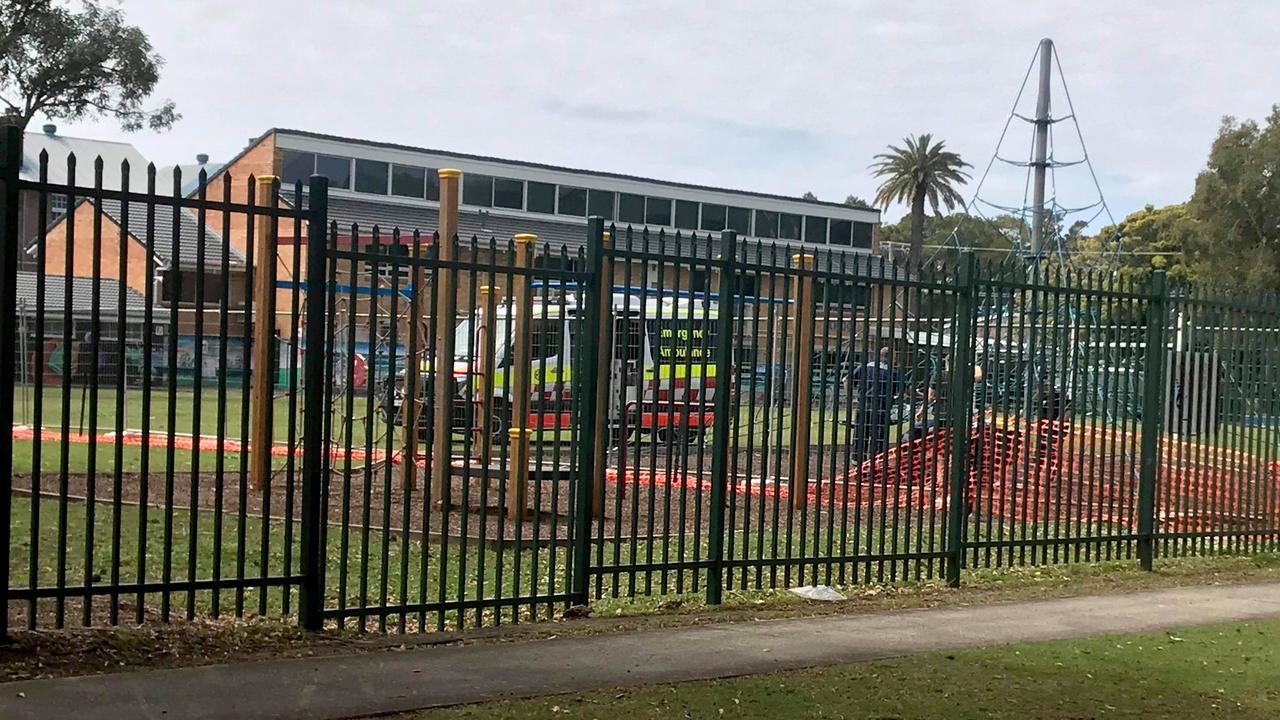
[591,231,612,517]
[430,169,461,505]
[474,285,496,463]
[400,222,427,490]
[507,234,538,520]
[790,253,815,509]
[249,176,278,492]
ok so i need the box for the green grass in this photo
[11,386,382,475]
[403,619,1280,719]
[7,494,562,630]
[14,489,1218,632]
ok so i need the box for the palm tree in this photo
[870,134,971,269]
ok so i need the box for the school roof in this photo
[43,197,244,271]
[19,130,149,189]
[14,271,160,320]
[271,128,880,214]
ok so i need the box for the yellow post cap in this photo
[478,285,494,294]
[602,230,611,246]
[507,427,535,438]
[513,233,538,245]
[256,175,278,185]
[438,168,461,179]
[791,252,815,265]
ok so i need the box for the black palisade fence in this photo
[2,127,1279,637]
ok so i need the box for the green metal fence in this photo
[4,126,1280,637]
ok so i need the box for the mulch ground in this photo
[11,441,889,545]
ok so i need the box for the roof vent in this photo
[42,123,56,136]
[196,153,209,165]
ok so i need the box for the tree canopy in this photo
[0,0,177,130]
[1073,204,1198,288]
[1185,107,1280,294]
[870,134,971,268]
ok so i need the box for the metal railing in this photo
[3,127,1279,637]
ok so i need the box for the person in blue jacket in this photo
[845,346,899,461]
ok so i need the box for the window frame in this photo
[526,181,556,213]
[354,158,390,195]
[645,196,672,227]
[557,185,588,216]
[492,177,525,210]
[462,172,495,207]
[315,154,352,190]
[390,164,427,199]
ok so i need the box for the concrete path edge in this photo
[4,582,1280,720]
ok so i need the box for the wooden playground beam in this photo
[249,176,278,493]
[507,234,537,520]
[430,169,461,505]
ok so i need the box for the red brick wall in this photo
[42,201,151,295]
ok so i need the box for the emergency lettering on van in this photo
[400,289,724,434]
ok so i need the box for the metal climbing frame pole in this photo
[299,176,329,630]
[1137,270,1168,571]
[706,230,737,605]
[945,251,978,587]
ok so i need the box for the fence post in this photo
[571,217,606,607]
[0,124,22,641]
[1137,269,1168,571]
[945,251,978,588]
[591,231,612,517]
[706,230,737,605]
[789,253,815,509]
[298,176,329,630]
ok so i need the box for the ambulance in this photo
[390,286,725,442]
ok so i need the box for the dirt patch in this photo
[12,441,892,545]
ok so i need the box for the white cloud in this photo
[43,0,1280,227]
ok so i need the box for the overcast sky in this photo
[47,1,1280,227]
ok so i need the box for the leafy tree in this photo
[0,1,45,66]
[870,134,971,269]
[1074,204,1198,288]
[843,194,872,209]
[880,212,1021,269]
[801,191,818,201]
[0,0,177,130]
[1185,108,1280,294]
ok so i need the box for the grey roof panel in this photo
[75,198,244,270]
[15,271,159,319]
[19,132,149,190]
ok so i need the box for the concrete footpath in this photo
[5,582,1280,720]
